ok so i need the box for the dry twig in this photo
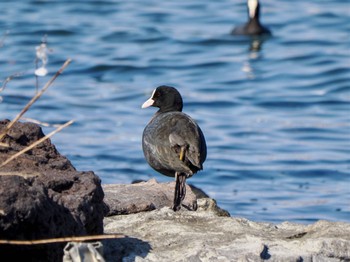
[0,234,125,245]
[0,73,23,93]
[20,117,61,128]
[0,58,72,141]
[0,142,9,148]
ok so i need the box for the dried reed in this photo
[0,234,125,245]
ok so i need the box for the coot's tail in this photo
[172,173,187,211]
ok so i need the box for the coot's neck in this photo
[157,105,183,114]
[248,16,262,27]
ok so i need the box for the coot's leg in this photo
[172,146,187,211]
[173,172,187,211]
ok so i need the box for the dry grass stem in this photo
[0,142,9,148]
[20,117,61,127]
[0,73,23,93]
[0,120,74,168]
[0,171,40,178]
[0,58,72,141]
[0,234,125,245]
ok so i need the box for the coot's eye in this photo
[153,91,161,98]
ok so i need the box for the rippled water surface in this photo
[1,0,349,223]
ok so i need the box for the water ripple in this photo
[0,0,349,223]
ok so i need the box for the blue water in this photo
[1,0,349,224]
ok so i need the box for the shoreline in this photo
[1,120,349,261]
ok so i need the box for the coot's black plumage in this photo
[142,86,206,211]
[231,0,271,36]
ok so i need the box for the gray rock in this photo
[103,206,350,262]
[197,198,230,217]
[103,178,198,216]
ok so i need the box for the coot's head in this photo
[248,0,260,20]
[142,85,183,113]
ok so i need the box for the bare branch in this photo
[0,234,125,245]
[0,73,23,93]
[20,117,61,128]
[0,142,9,148]
[0,58,72,141]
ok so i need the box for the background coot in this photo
[231,0,271,36]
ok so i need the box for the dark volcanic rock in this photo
[0,120,105,262]
[0,119,74,171]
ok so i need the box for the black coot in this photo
[142,86,207,211]
[231,0,271,36]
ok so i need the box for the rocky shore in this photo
[1,120,349,262]
[103,205,350,262]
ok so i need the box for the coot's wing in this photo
[159,112,206,174]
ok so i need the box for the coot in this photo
[141,86,207,211]
[231,0,271,36]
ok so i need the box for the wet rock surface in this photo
[0,120,105,262]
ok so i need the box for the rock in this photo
[187,183,210,199]
[103,207,350,262]
[0,119,74,172]
[0,120,105,262]
[197,198,231,217]
[103,178,198,216]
